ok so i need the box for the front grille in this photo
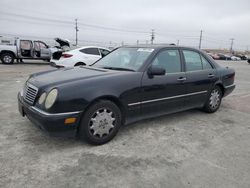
[23,83,38,105]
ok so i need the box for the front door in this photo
[39,42,51,59]
[140,49,187,118]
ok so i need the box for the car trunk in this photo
[52,51,63,60]
[54,38,70,48]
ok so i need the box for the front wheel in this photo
[78,100,122,145]
[203,86,222,113]
[1,52,14,64]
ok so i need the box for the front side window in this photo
[93,47,154,71]
[34,42,40,51]
[80,48,100,55]
[183,50,203,71]
[151,49,181,74]
[39,42,47,49]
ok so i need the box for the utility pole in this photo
[198,30,203,49]
[230,38,234,54]
[75,19,79,46]
[151,29,155,44]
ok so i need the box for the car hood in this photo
[54,38,70,47]
[28,66,118,88]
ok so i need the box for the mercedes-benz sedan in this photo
[18,45,235,145]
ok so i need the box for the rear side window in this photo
[152,49,181,74]
[201,55,213,69]
[80,48,100,55]
[99,48,110,57]
[183,50,202,71]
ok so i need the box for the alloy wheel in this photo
[3,55,12,64]
[209,89,220,109]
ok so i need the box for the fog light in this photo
[64,118,76,124]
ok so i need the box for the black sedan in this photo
[18,45,235,145]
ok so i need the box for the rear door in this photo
[79,48,101,64]
[181,49,217,108]
[19,40,33,57]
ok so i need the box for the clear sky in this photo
[0,0,249,50]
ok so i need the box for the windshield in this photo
[92,47,154,71]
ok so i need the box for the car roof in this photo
[76,46,110,51]
[120,44,200,51]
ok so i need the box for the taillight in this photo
[62,54,73,58]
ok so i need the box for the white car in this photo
[50,46,111,68]
[231,56,241,61]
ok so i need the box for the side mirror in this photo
[147,66,166,78]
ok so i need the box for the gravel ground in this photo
[0,60,250,188]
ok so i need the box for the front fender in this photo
[52,72,142,114]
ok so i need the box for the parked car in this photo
[50,46,111,68]
[218,54,231,60]
[0,38,69,64]
[18,45,235,145]
[231,56,241,61]
[207,53,220,60]
[235,54,247,60]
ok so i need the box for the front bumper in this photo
[18,92,82,137]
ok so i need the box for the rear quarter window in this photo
[80,48,100,55]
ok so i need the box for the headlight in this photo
[38,92,47,105]
[45,89,58,109]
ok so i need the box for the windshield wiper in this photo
[102,66,135,72]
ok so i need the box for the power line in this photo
[0,11,149,34]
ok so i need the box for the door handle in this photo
[208,74,215,78]
[177,77,187,81]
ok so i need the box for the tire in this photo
[203,86,222,113]
[78,100,122,145]
[74,62,85,66]
[1,52,14,64]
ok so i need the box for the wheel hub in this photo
[3,55,12,63]
[209,90,220,109]
[89,108,115,137]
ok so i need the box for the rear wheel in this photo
[203,86,222,113]
[78,100,122,145]
[1,52,14,64]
